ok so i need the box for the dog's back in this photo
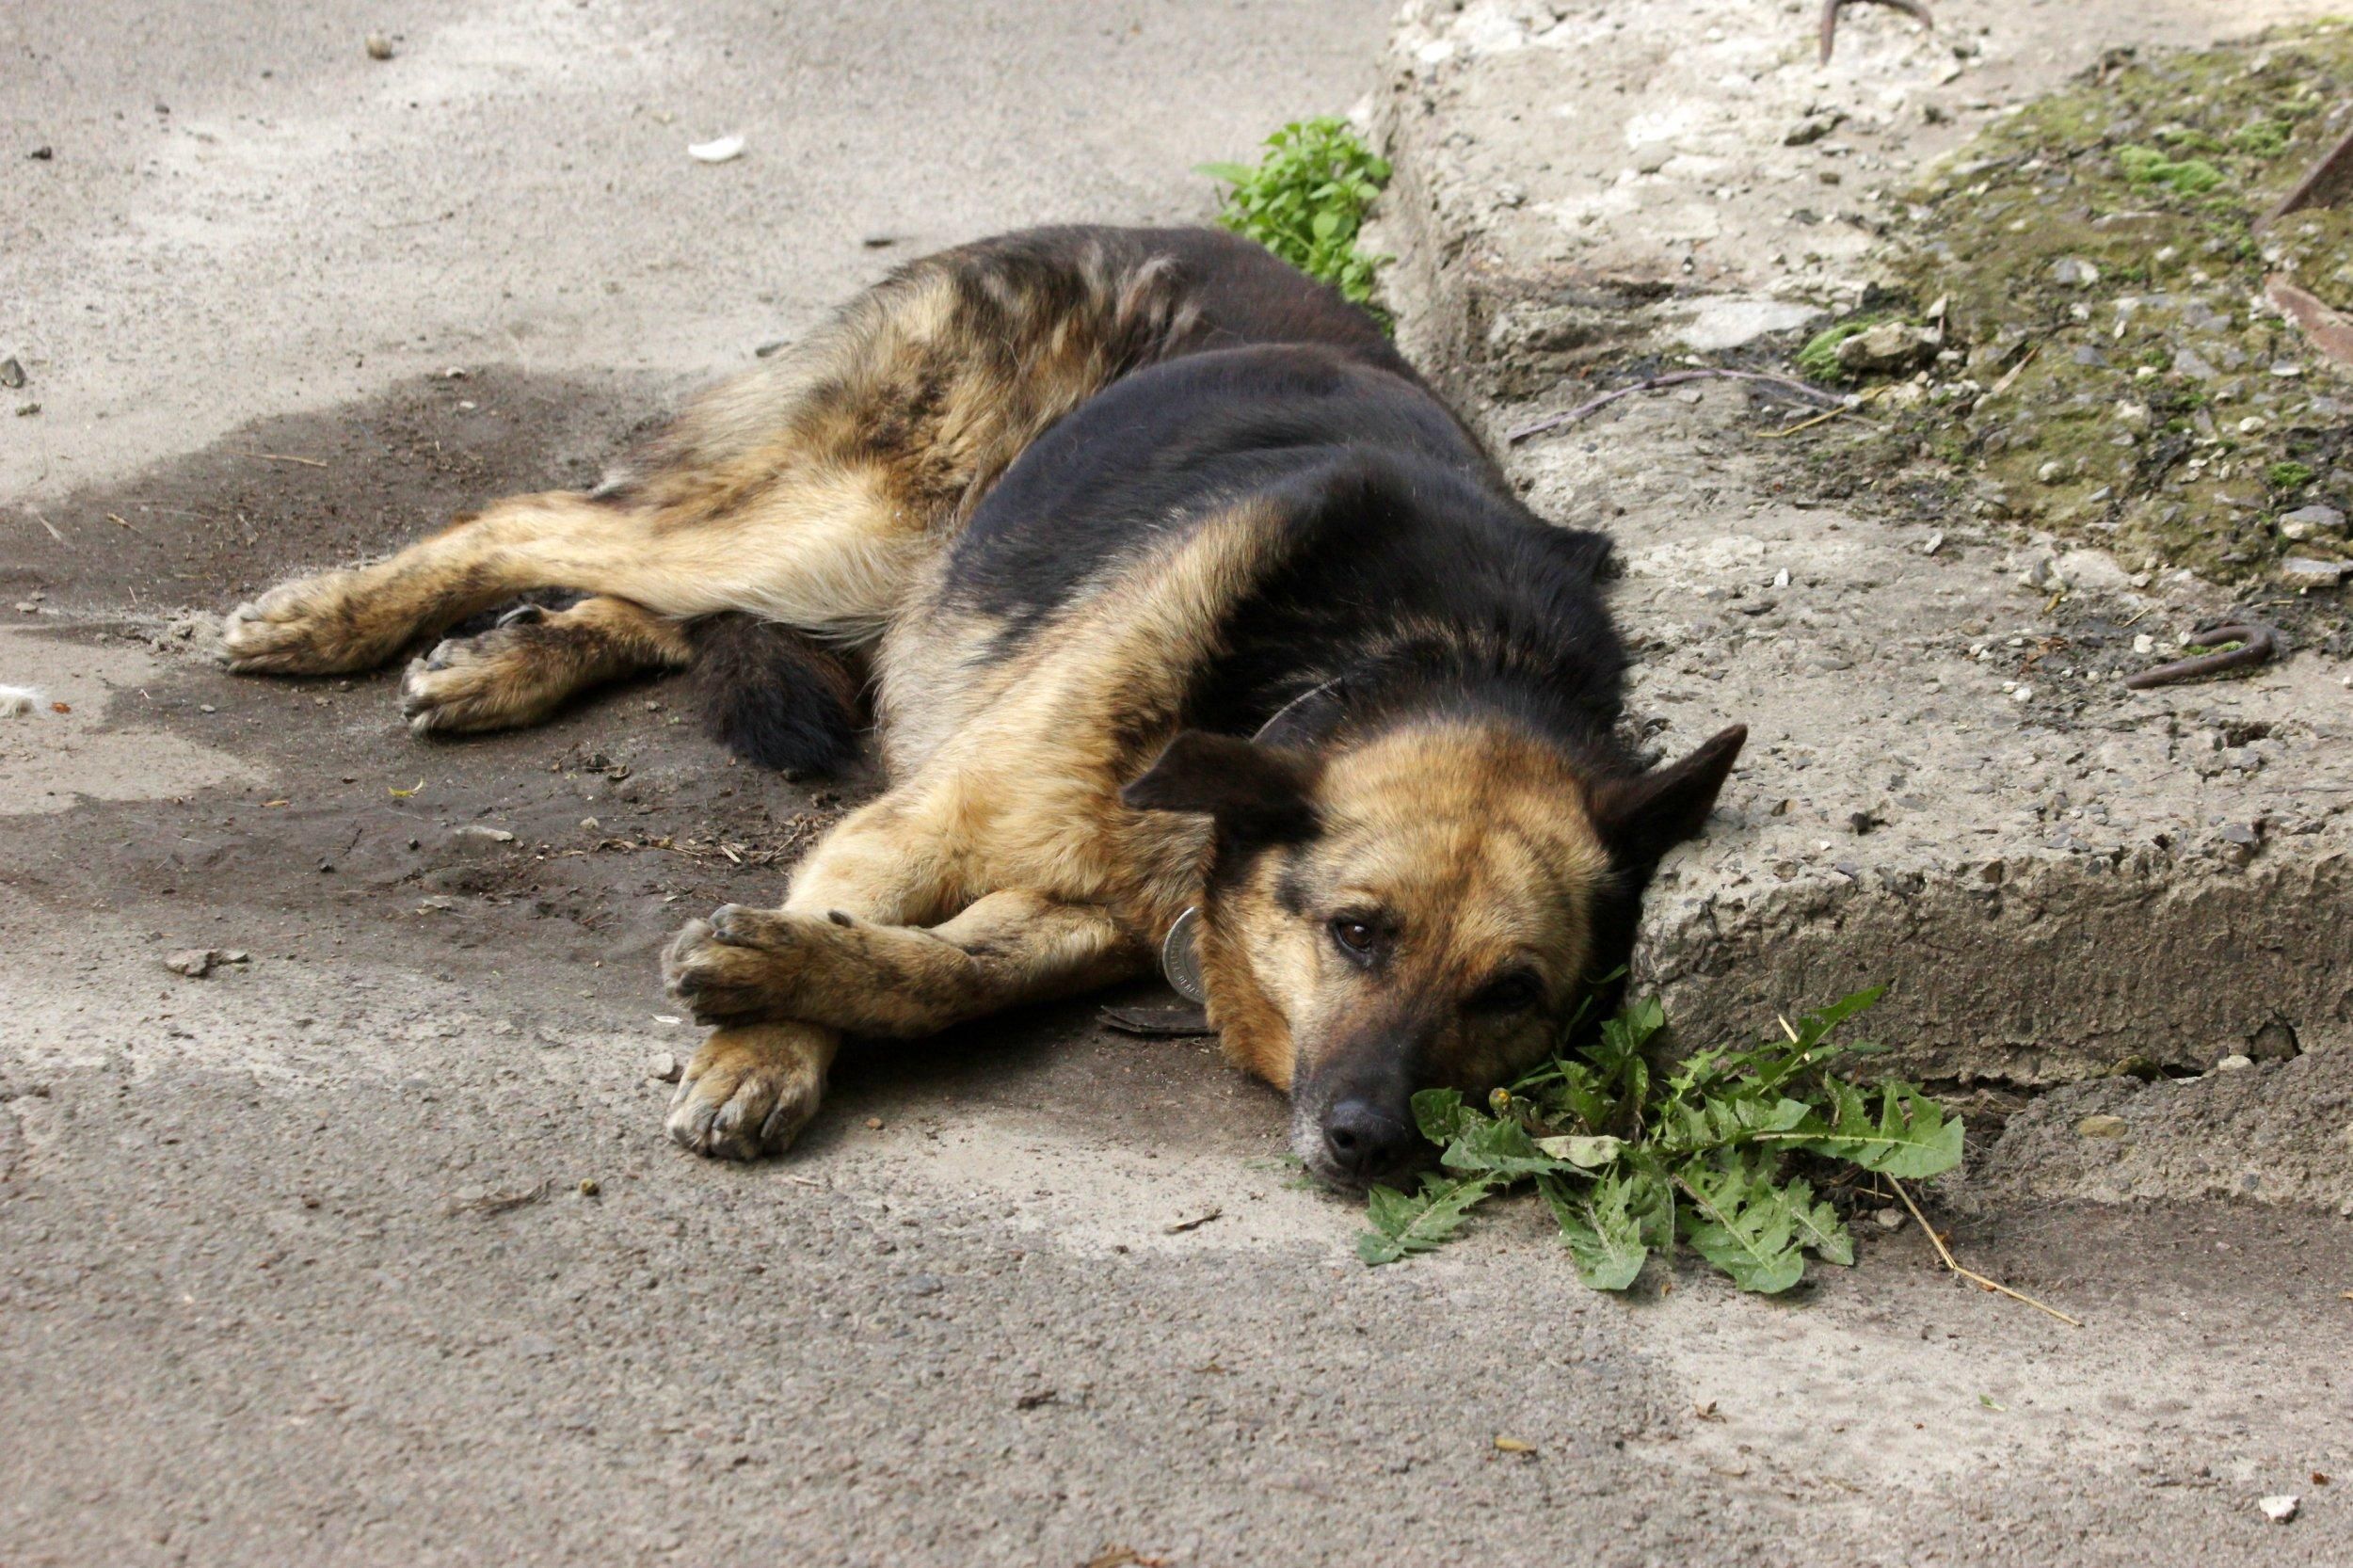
[640,225,1444,773]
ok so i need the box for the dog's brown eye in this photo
[1469,972,1544,1014]
[1328,916,1379,958]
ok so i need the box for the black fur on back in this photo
[947,341,1639,782]
[687,615,864,776]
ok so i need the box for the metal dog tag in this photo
[1160,905,1207,1004]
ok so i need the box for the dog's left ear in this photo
[1123,730,1318,848]
[1588,724,1747,876]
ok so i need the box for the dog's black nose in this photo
[1322,1097,1417,1181]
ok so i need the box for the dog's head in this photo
[1125,716,1744,1188]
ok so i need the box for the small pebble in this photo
[1872,1207,1905,1231]
[577,1178,600,1197]
[364,32,393,60]
[2216,1053,2254,1073]
[2076,1114,2129,1139]
[646,1051,682,1083]
[164,948,247,978]
[2259,1495,2298,1523]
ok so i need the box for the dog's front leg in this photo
[664,1019,838,1162]
[663,890,1146,1037]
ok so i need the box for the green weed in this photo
[2116,144,2227,195]
[1198,117,1392,310]
[1356,987,1963,1293]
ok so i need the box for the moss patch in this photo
[1785,23,2353,585]
[1795,315,1888,383]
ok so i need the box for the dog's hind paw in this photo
[400,616,563,734]
[221,571,405,675]
[665,1025,827,1160]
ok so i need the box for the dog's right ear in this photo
[1123,730,1318,847]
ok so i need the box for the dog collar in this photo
[1252,674,1343,744]
[1160,906,1207,1003]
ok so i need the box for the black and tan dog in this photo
[221,226,1743,1188]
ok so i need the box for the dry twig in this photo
[1506,369,1843,444]
[1889,1177,2082,1326]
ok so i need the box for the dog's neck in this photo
[1251,632,1631,781]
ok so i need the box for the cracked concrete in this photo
[1371,0,2353,1208]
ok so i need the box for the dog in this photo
[221,225,1744,1189]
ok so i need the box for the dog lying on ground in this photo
[222,225,1743,1189]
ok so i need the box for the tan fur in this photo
[220,235,1196,680]
[1201,721,1611,1096]
[401,596,696,733]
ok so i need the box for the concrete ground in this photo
[2,2,2347,1564]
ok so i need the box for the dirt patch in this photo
[0,372,863,1042]
[1790,24,2353,593]
[3,367,652,611]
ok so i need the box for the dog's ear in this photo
[1123,730,1318,846]
[1588,724,1747,876]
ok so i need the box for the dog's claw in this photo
[662,908,817,1023]
[664,1027,826,1160]
[219,571,404,674]
[397,621,572,735]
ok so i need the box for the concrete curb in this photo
[1371,0,2352,1203]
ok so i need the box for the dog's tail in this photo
[686,615,863,776]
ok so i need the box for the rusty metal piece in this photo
[2122,622,2280,692]
[2258,121,2353,232]
[1097,1002,1214,1038]
[1819,0,1934,66]
[2265,274,2353,372]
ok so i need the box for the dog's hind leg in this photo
[662,890,1147,1037]
[397,595,696,734]
[226,233,1202,684]
[220,490,679,675]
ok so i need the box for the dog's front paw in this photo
[661,907,809,1023]
[221,571,400,675]
[665,1025,827,1160]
